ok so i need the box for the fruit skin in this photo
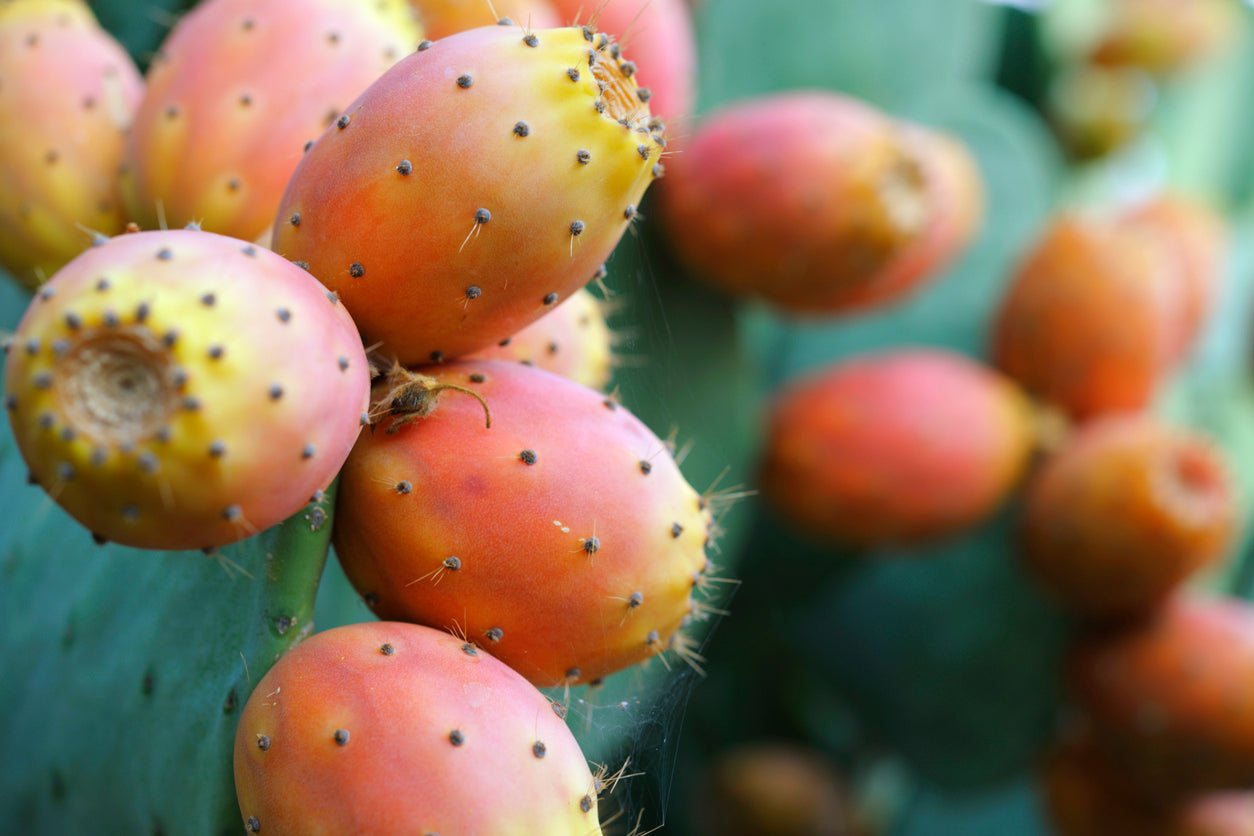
[332,359,713,688]
[1020,414,1237,620]
[270,24,663,365]
[1042,722,1254,836]
[468,285,614,390]
[233,620,602,836]
[547,0,697,134]
[0,0,144,290]
[758,348,1036,548]
[119,0,423,243]
[656,91,983,314]
[990,211,1185,421]
[406,0,561,39]
[2,228,370,550]
[1067,594,1254,800]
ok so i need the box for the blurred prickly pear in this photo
[234,620,604,835]
[1042,723,1254,836]
[656,91,983,314]
[1020,414,1239,620]
[332,359,715,687]
[990,204,1214,422]
[1068,594,1254,800]
[0,0,143,290]
[270,24,664,365]
[119,0,423,243]
[2,228,370,549]
[758,348,1036,548]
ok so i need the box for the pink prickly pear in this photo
[468,285,615,390]
[270,23,664,365]
[234,620,604,835]
[406,0,561,39]
[332,359,716,687]
[2,228,370,550]
[0,0,144,290]
[118,0,423,244]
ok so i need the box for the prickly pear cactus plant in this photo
[6,0,1254,834]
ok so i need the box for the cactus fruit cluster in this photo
[6,1,1254,835]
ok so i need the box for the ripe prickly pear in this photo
[119,0,423,244]
[468,285,615,390]
[656,91,983,314]
[233,620,604,835]
[0,0,143,290]
[758,348,1036,548]
[270,23,664,365]
[406,0,561,40]
[332,359,715,687]
[1068,594,1254,800]
[2,228,370,550]
[1042,724,1254,836]
[1020,414,1238,620]
[990,210,1188,421]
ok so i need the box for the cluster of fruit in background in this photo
[3,0,1254,833]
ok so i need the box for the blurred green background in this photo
[4,0,1254,833]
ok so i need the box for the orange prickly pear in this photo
[271,23,664,365]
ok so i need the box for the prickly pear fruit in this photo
[656,91,983,314]
[332,359,715,687]
[469,286,614,389]
[1067,594,1254,799]
[119,0,423,243]
[990,211,1187,421]
[758,348,1036,548]
[2,228,370,550]
[1090,0,1240,76]
[1042,723,1254,836]
[270,24,664,365]
[548,0,697,132]
[1020,414,1238,620]
[690,742,865,836]
[234,620,603,835]
[406,0,560,39]
[0,0,143,290]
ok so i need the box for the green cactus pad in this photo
[0,401,335,834]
